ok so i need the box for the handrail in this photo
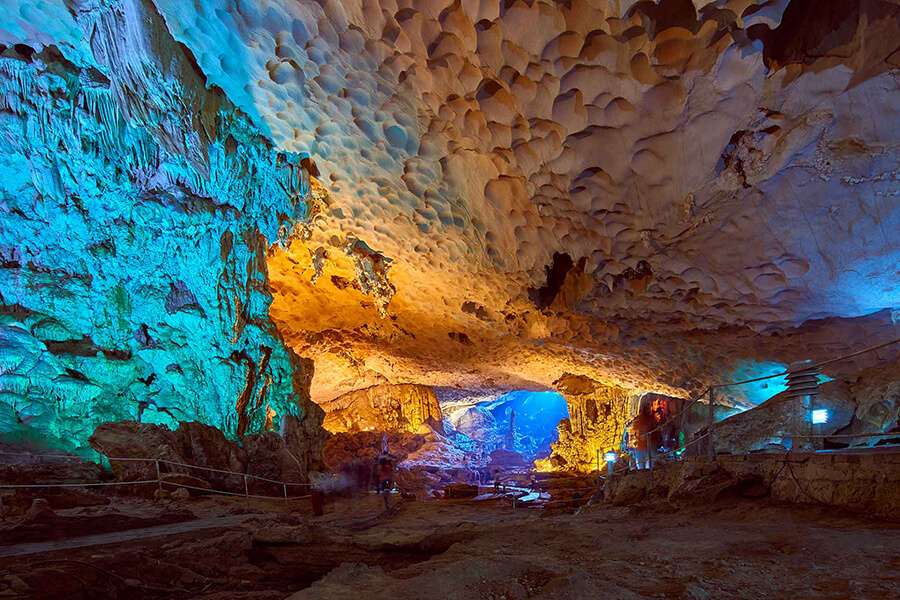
[0,451,312,488]
[637,336,900,439]
[712,336,900,389]
[785,432,899,439]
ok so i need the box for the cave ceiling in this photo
[8,0,900,409]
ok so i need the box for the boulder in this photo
[0,450,103,485]
[443,483,479,499]
[23,498,55,522]
[244,431,301,495]
[160,473,212,495]
[90,420,321,494]
[322,431,426,472]
[91,421,245,492]
[711,380,856,454]
[605,470,651,506]
[177,421,246,477]
[283,412,329,478]
[89,421,186,482]
[395,466,442,499]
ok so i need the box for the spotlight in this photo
[604,451,617,463]
[810,409,829,424]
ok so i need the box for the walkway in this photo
[0,513,252,559]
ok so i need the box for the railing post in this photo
[243,474,249,497]
[283,482,288,501]
[647,434,653,486]
[707,387,716,460]
[155,459,162,490]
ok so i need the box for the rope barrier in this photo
[0,480,159,489]
[712,336,900,389]
[635,336,900,450]
[0,452,314,500]
[784,432,899,440]
[152,458,311,487]
[156,480,311,501]
[0,451,313,489]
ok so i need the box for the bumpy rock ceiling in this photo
[4,0,900,426]
[263,0,899,402]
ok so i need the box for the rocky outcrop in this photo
[0,0,319,454]
[321,384,443,435]
[841,362,900,441]
[604,453,900,520]
[321,431,426,473]
[711,361,900,454]
[89,419,321,491]
[2,0,898,461]
[711,382,854,454]
[539,375,636,473]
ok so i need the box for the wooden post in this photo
[155,460,162,491]
[707,387,716,460]
[243,474,249,497]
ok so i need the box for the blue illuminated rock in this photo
[0,0,320,456]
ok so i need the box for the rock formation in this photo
[321,384,443,434]
[540,375,636,472]
[441,388,571,461]
[712,360,900,454]
[1,1,898,466]
[0,0,320,454]
[89,417,322,489]
[253,0,899,403]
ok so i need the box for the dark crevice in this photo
[529,252,574,310]
[747,0,861,69]
[627,0,702,37]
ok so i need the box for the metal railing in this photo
[637,335,900,471]
[0,452,311,500]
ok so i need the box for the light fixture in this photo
[811,409,829,424]
[604,451,617,463]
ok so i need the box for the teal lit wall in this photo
[0,0,311,455]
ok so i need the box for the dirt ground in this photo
[1,492,898,599]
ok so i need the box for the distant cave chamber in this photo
[439,389,570,465]
[317,383,573,471]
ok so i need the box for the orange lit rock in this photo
[539,375,635,473]
[320,384,443,435]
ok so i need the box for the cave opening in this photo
[440,389,570,468]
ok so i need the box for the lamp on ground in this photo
[604,450,617,478]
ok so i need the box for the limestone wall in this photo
[320,384,443,435]
[606,452,900,519]
[540,375,636,472]
[0,0,319,454]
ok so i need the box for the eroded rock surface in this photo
[250,0,899,402]
[89,418,321,490]
[1,1,899,455]
[321,384,443,434]
[540,374,636,471]
[0,0,320,453]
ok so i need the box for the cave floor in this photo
[1,493,897,599]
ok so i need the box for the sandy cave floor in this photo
[1,492,898,599]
